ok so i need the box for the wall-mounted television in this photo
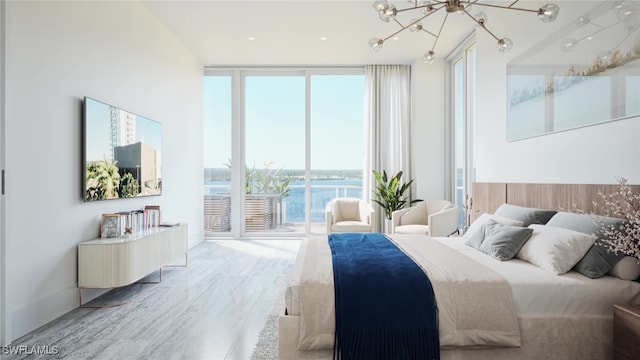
[83,97,162,202]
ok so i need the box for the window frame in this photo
[446,37,477,228]
[203,67,365,238]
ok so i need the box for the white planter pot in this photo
[382,218,393,234]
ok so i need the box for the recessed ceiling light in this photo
[247,36,256,41]
[392,36,400,40]
[320,37,328,41]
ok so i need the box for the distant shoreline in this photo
[203,168,363,182]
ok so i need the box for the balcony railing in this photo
[204,183,362,233]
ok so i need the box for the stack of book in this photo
[100,205,162,238]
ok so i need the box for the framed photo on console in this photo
[101,214,121,238]
[144,205,161,227]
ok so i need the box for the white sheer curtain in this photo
[364,65,412,232]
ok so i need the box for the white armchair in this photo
[326,197,375,234]
[391,200,459,237]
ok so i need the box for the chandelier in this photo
[369,0,560,63]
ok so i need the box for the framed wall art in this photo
[506,1,640,141]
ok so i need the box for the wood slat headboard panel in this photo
[472,182,640,221]
[471,183,506,221]
[507,183,570,211]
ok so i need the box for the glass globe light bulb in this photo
[423,50,436,64]
[409,19,424,32]
[560,38,579,52]
[574,14,591,26]
[421,1,435,15]
[538,4,560,23]
[372,0,389,13]
[369,38,384,52]
[497,38,513,53]
[474,12,488,27]
[379,4,398,22]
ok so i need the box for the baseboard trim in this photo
[11,285,79,343]
[10,230,204,343]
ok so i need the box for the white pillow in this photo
[609,256,640,280]
[517,224,596,275]
[463,213,524,240]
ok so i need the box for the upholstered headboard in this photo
[471,182,640,221]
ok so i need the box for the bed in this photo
[278,182,640,360]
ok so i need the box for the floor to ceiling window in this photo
[310,75,365,232]
[203,68,365,238]
[203,75,233,234]
[244,75,305,233]
[450,41,477,229]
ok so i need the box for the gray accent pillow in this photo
[465,221,487,249]
[494,203,557,227]
[546,211,626,279]
[465,219,534,261]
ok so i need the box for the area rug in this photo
[250,277,287,360]
[250,303,281,359]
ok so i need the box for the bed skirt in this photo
[279,308,613,360]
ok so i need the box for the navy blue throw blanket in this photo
[328,232,439,360]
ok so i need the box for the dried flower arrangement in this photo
[462,194,473,229]
[593,177,640,261]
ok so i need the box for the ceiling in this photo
[141,0,476,66]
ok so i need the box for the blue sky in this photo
[203,74,365,170]
[85,97,162,163]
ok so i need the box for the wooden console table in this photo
[78,223,188,306]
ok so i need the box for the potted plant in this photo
[371,170,422,232]
[220,160,292,230]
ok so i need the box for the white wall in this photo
[4,0,203,342]
[474,1,640,184]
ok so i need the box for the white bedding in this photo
[287,235,640,318]
[443,236,640,317]
[285,234,640,351]
[292,234,523,350]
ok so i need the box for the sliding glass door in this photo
[244,75,305,233]
[310,75,365,233]
[203,69,365,238]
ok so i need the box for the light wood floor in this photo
[6,240,301,360]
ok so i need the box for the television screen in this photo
[83,97,162,202]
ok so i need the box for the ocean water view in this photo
[204,179,362,222]
[204,168,364,224]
